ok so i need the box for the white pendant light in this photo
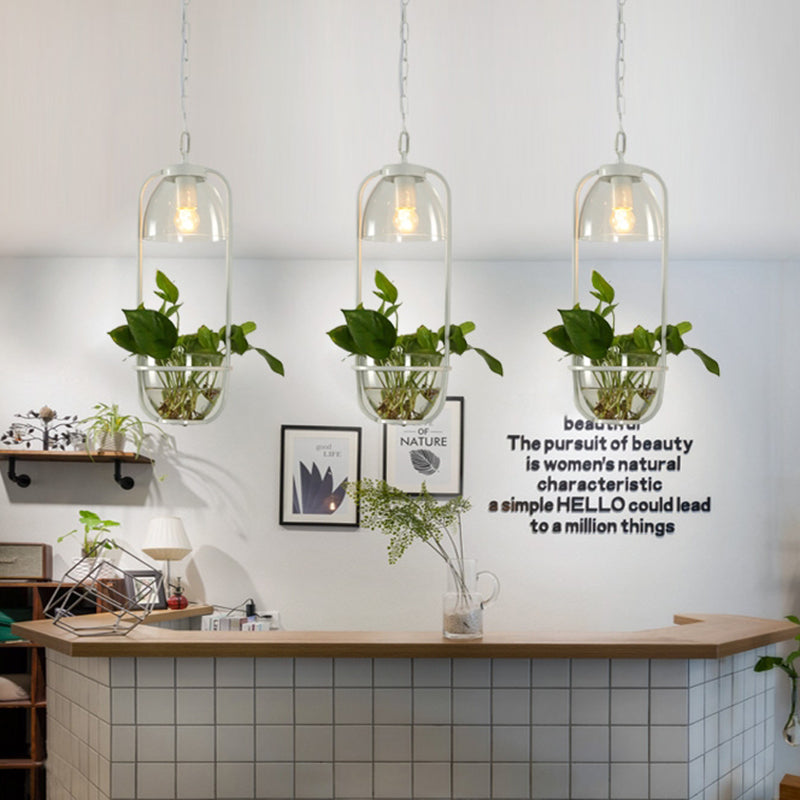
[135,0,232,425]
[570,0,668,424]
[354,0,452,425]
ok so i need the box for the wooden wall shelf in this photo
[0,449,152,490]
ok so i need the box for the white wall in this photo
[0,256,790,635]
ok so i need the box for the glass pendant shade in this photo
[355,162,453,425]
[136,163,233,426]
[578,164,664,242]
[570,162,669,424]
[142,164,228,243]
[362,166,446,243]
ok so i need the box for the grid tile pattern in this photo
[45,647,777,800]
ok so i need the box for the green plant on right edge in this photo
[57,509,120,558]
[754,615,800,745]
[543,270,720,421]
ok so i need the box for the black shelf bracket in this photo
[7,457,31,488]
[114,459,135,491]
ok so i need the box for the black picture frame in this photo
[383,396,464,495]
[123,569,167,611]
[279,425,362,526]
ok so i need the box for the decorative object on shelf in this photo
[754,615,800,745]
[43,541,164,636]
[383,396,464,495]
[124,0,282,426]
[141,516,191,599]
[0,542,52,580]
[345,0,460,425]
[348,479,499,639]
[109,272,283,425]
[329,272,501,423]
[166,577,189,610]
[279,426,362,527]
[57,510,120,580]
[123,569,168,611]
[1,406,78,451]
[544,271,719,421]
[566,0,671,423]
[80,402,166,456]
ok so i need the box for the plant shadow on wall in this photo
[327,271,502,422]
[108,271,284,423]
[544,270,719,422]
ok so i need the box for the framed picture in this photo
[383,396,464,495]
[123,569,167,611]
[280,425,362,526]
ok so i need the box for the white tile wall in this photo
[45,645,778,800]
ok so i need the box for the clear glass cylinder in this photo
[442,558,500,640]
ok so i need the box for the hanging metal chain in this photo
[614,0,627,160]
[397,0,410,159]
[179,0,191,160]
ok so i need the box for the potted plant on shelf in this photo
[347,479,499,638]
[81,402,165,456]
[57,509,120,581]
[544,270,719,422]
[108,271,284,423]
[328,271,503,422]
[754,616,800,746]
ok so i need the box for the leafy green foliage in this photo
[328,271,503,376]
[347,479,472,567]
[108,271,284,376]
[544,270,720,376]
[754,616,800,679]
[57,509,120,557]
[81,402,167,457]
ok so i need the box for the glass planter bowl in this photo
[355,353,450,424]
[570,351,665,423]
[136,353,230,425]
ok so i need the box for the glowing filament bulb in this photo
[609,175,636,235]
[393,175,419,234]
[174,176,200,235]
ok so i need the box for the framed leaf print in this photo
[279,425,362,526]
[382,397,464,495]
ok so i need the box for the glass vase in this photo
[784,678,800,746]
[136,353,230,425]
[442,558,500,640]
[571,351,665,423]
[355,353,449,424]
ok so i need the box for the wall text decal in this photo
[489,416,711,538]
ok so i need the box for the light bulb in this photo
[609,175,636,235]
[175,206,200,234]
[610,205,636,234]
[393,175,419,235]
[174,175,200,235]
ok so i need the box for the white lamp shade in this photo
[142,517,192,561]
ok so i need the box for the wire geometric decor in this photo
[43,540,164,637]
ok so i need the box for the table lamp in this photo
[142,516,191,605]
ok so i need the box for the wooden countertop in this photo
[11,611,798,659]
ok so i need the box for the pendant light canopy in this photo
[135,0,232,425]
[569,0,668,424]
[354,0,452,425]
